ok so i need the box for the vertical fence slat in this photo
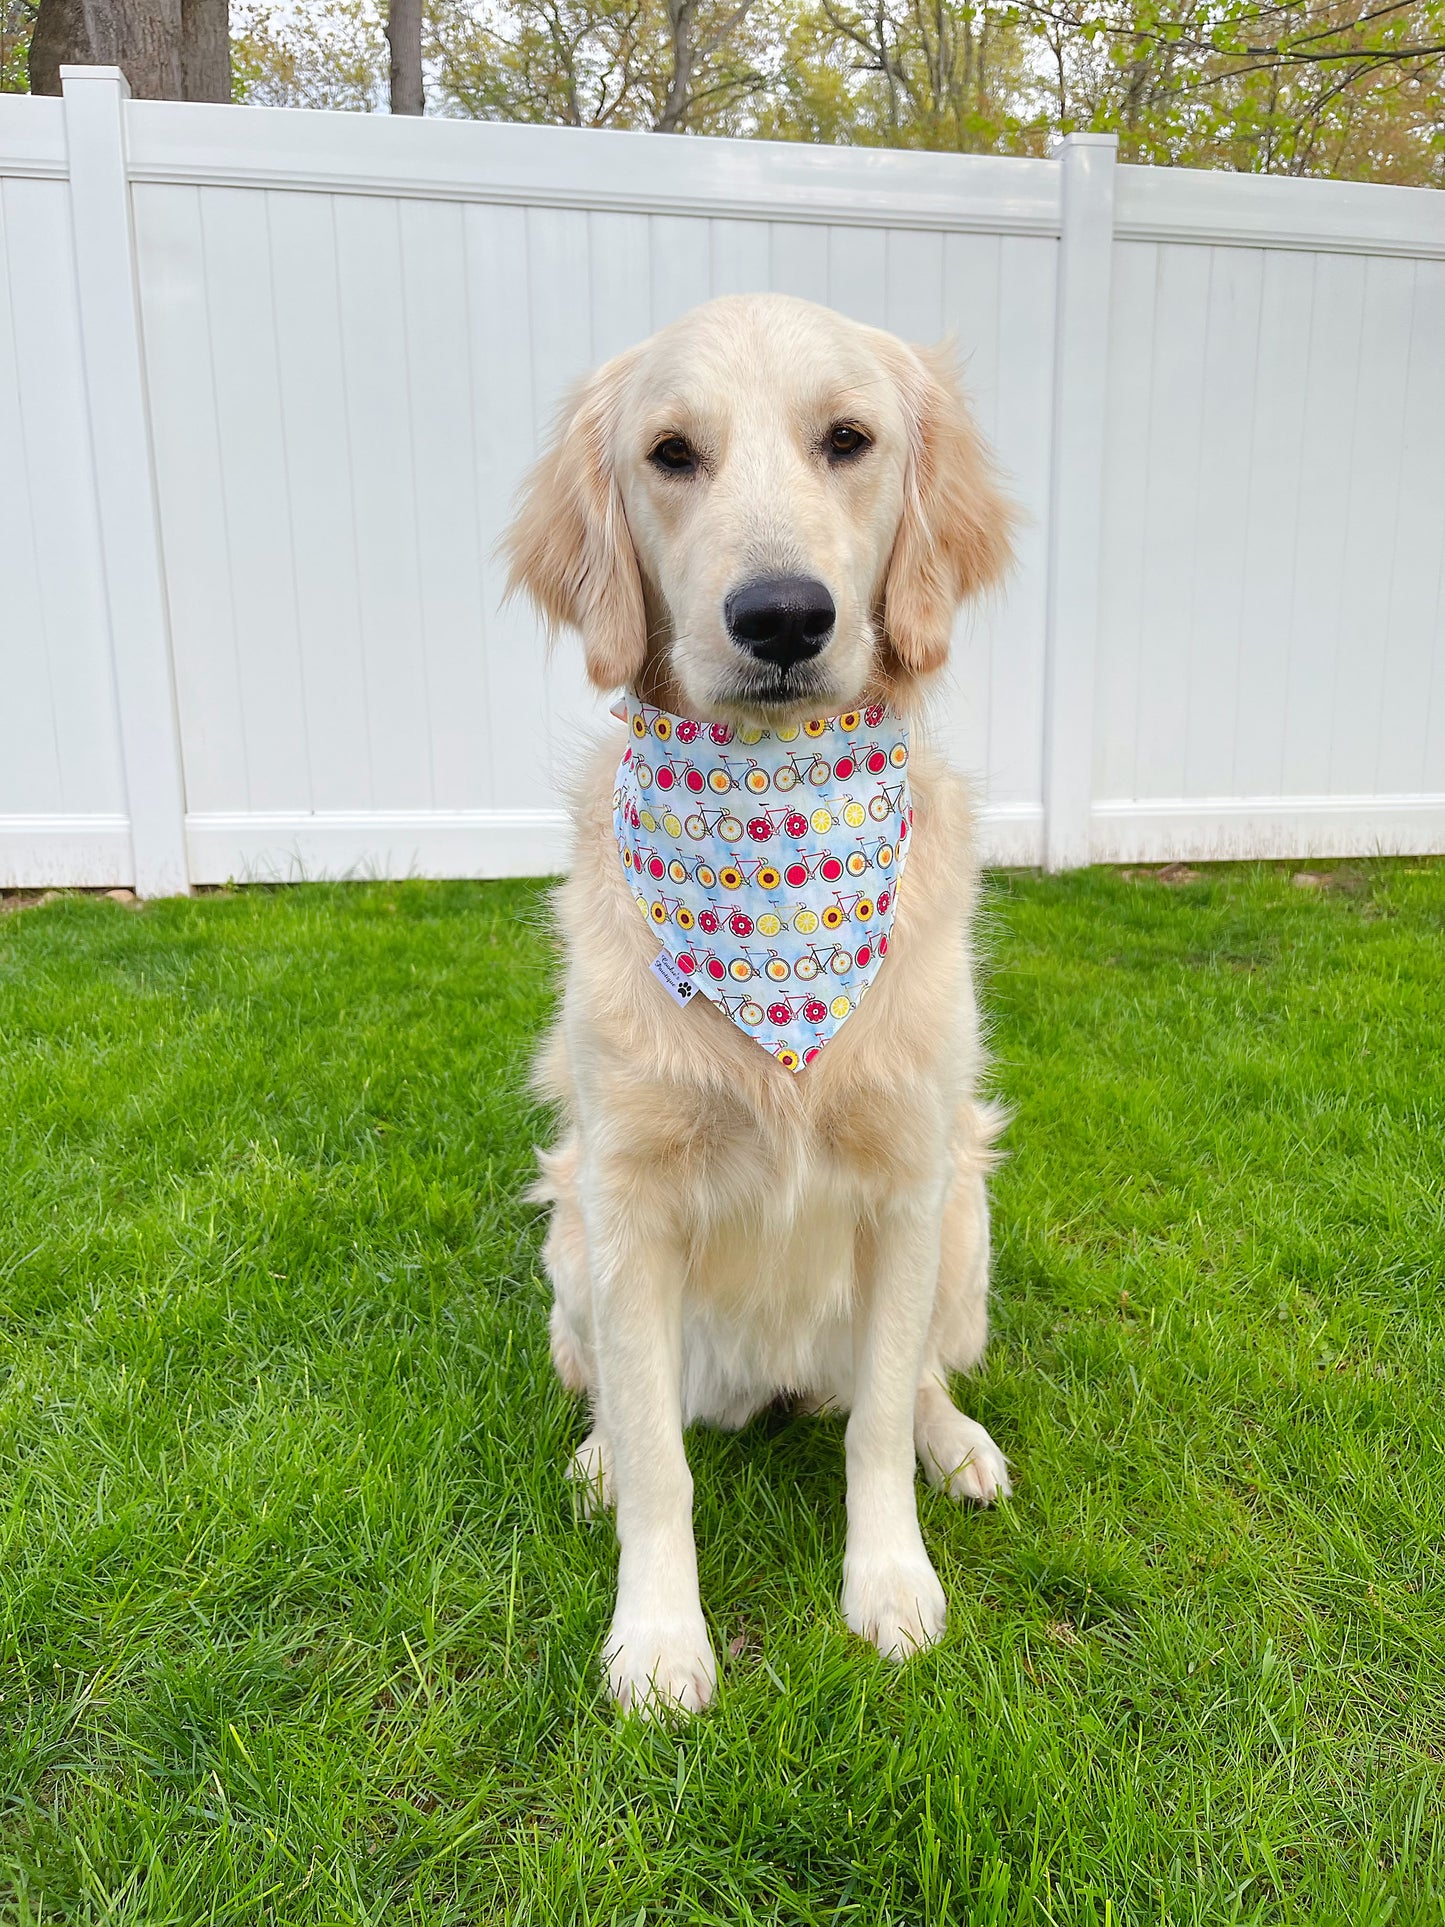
[60,66,189,896]
[1042,133,1117,873]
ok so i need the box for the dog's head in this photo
[504,293,1015,723]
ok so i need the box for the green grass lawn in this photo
[1,862,1443,1926]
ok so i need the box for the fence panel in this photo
[1,76,1442,887]
[1093,167,1445,859]
[121,112,1059,880]
[0,103,130,887]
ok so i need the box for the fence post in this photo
[61,66,190,897]
[1041,132,1117,873]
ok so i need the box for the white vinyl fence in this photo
[2,68,1443,892]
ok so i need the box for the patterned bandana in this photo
[613,696,913,1071]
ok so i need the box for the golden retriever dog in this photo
[505,292,1016,1715]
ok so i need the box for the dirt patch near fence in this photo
[0,887,140,916]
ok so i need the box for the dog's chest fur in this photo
[536,728,982,1424]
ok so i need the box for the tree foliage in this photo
[755,0,1037,149]
[426,0,774,128]
[1016,0,1445,179]
[1,0,38,90]
[230,0,388,108]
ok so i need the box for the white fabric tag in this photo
[650,949,701,1008]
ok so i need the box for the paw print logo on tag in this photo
[650,951,698,1006]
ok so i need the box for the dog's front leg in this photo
[843,1183,949,1657]
[580,1168,715,1716]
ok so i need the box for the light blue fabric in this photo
[614,696,913,1070]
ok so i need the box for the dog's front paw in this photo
[920,1413,1012,1506]
[605,1615,717,1717]
[567,1430,614,1518]
[842,1548,947,1659]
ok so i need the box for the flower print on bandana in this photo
[613,697,913,1071]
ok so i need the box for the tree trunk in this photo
[110,1,181,97]
[27,0,75,91]
[181,0,229,99]
[655,0,693,131]
[386,0,423,114]
[28,0,228,99]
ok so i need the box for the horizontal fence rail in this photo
[1,70,1442,890]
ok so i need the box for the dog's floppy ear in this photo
[882,340,1016,677]
[504,358,646,691]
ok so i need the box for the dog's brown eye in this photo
[649,435,697,474]
[827,423,870,461]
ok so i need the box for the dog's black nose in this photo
[725,574,835,671]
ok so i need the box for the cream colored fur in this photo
[506,293,1017,1716]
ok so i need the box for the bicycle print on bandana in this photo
[613,697,913,1072]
